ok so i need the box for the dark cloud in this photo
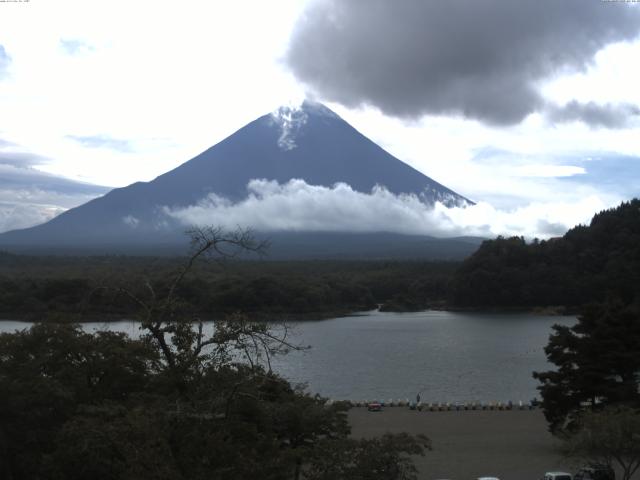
[67,134,133,152]
[0,150,50,168]
[536,219,569,237]
[0,165,110,233]
[0,165,110,196]
[0,135,48,167]
[0,137,110,232]
[286,0,640,125]
[0,44,10,79]
[547,101,640,128]
[0,201,66,234]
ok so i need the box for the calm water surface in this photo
[0,310,575,403]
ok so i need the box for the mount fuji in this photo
[0,101,478,258]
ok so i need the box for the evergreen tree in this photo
[533,302,640,433]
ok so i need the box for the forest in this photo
[0,253,456,320]
[0,227,431,480]
[2,202,640,478]
[1,200,640,321]
[451,199,640,309]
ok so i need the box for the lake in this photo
[0,310,575,403]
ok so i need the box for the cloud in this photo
[0,135,119,205]
[509,165,586,178]
[0,44,10,79]
[0,150,50,168]
[0,138,107,195]
[0,182,106,234]
[546,100,640,128]
[59,38,95,56]
[0,139,110,233]
[286,0,640,125]
[0,168,109,233]
[566,154,640,200]
[164,179,609,239]
[122,215,140,228]
[66,134,133,152]
[0,201,66,234]
[0,164,108,196]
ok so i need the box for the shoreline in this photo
[0,304,578,324]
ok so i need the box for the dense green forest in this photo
[451,199,640,309]
[0,253,456,320]
[2,199,639,320]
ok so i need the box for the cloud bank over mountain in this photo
[165,179,606,239]
[286,0,640,126]
[0,139,109,233]
[0,169,108,233]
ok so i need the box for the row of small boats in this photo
[342,400,539,411]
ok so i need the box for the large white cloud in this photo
[164,179,609,239]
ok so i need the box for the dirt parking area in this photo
[349,408,579,480]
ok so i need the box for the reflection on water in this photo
[0,310,575,402]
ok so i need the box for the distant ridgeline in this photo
[450,199,640,309]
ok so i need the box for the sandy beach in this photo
[349,408,577,480]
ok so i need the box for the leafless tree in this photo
[112,227,301,380]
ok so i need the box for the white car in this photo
[477,477,500,480]
[544,473,572,480]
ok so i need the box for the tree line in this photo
[0,253,456,320]
[3,199,640,320]
[451,199,640,309]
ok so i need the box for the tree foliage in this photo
[0,323,158,480]
[562,406,640,480]
[0,227,429,480]
[451,199,640,308]
[533,302,640,433]
[0,252,459,320]
[304,433,431,480]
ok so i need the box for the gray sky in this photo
[0,0,639,237]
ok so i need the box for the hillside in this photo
[450,199,640,309]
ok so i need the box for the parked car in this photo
[544,472,572,480]
[477,477,500,480]
[574,464,615,480]
[367,401,382,412]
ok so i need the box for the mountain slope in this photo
[0,101,472,252]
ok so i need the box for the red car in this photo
[367,401,383,412]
